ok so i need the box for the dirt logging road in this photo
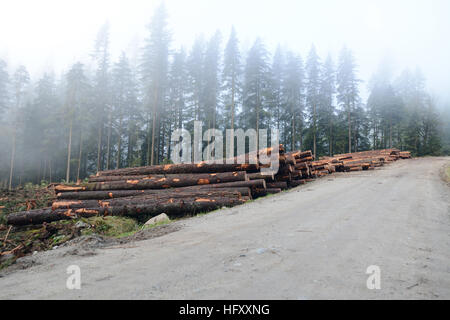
[0,157,449,299]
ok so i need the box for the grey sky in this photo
[0,0,448,103]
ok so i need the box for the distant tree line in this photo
[0,4,446,189]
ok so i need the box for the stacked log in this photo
[7,145,286,225]
[280,148,412,185]
[319,149,410,172]
[6,147,411,226]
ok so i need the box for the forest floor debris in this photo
[0,186,153,270]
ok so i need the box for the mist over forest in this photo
[0,1,449,189]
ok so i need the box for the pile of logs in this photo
[316,149,412,173]
[6,147,411,226]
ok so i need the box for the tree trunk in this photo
[97,162,259,176]
[117,115,123,169]
[127,128,132,167]
[8,197,248,226]
[389,117,393,148]
[58,171,248,192]
[231,75,235,130]
[192,179,266,190]
[313,103,317,159]
[43,159,47,183]
[89,171,247,183]
[49,159,52,184]
[8,128,16,190]
[106,111,112,170]
[52,190,242,210]
[96,123,103,172]
[329,115,333,156]
[76,130,83,182]
[150,85,159,166]
[146,112,151,165]
[291,112,295,152]
[56,187,252,200]
[266,181,288,190]
[66,119,73,183]
[348,104,351,153]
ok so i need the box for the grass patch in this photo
[80,216,140,238]
[446,166,450,182]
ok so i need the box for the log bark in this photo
[57,187,252,200]
[6,208,83,226]
[294,162,308,170]
[289,180,306,187]
[88,174,166,182]
[252,188,282,197]
[266,182,288,190]
[192,179,266,190]
[52,191,243,210]
[296,156,313,162]
[56,172,247,192]
[285,154,296,165]
[8,197,248,226]
[96,162,259,176]
[247,172,275,181]
[342,158,380,166]
[275,173,291,182]
[89,172,249,183]
[286,150,312,159]
[277,164,294,175]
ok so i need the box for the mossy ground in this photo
[0,184,144,270]
[0,215,143,270]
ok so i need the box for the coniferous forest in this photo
[0,4,448,189]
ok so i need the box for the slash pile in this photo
[6,147,411,226]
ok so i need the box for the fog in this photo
[0,0,449,103]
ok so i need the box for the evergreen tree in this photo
[0,59,10,187]
[22,73,58,183]
[394,68,441,155]
[367,84,403,149]
[64,62,89,182]
[336,46,361,153]
[9,66,30,189]
[270,46,285,134]
[186,36,205,131]
[241,38,271,150]
[282,51,305,151]
[202,31,222,131]
[167,48,188,159]
[92,22,111,171]
[112,52,139,169]
[305,45,321,157]
[421,96,442,155]
[141,3,171,165]
[318,54,336,155]
[0,59,9,118]
[222,26,242,130]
